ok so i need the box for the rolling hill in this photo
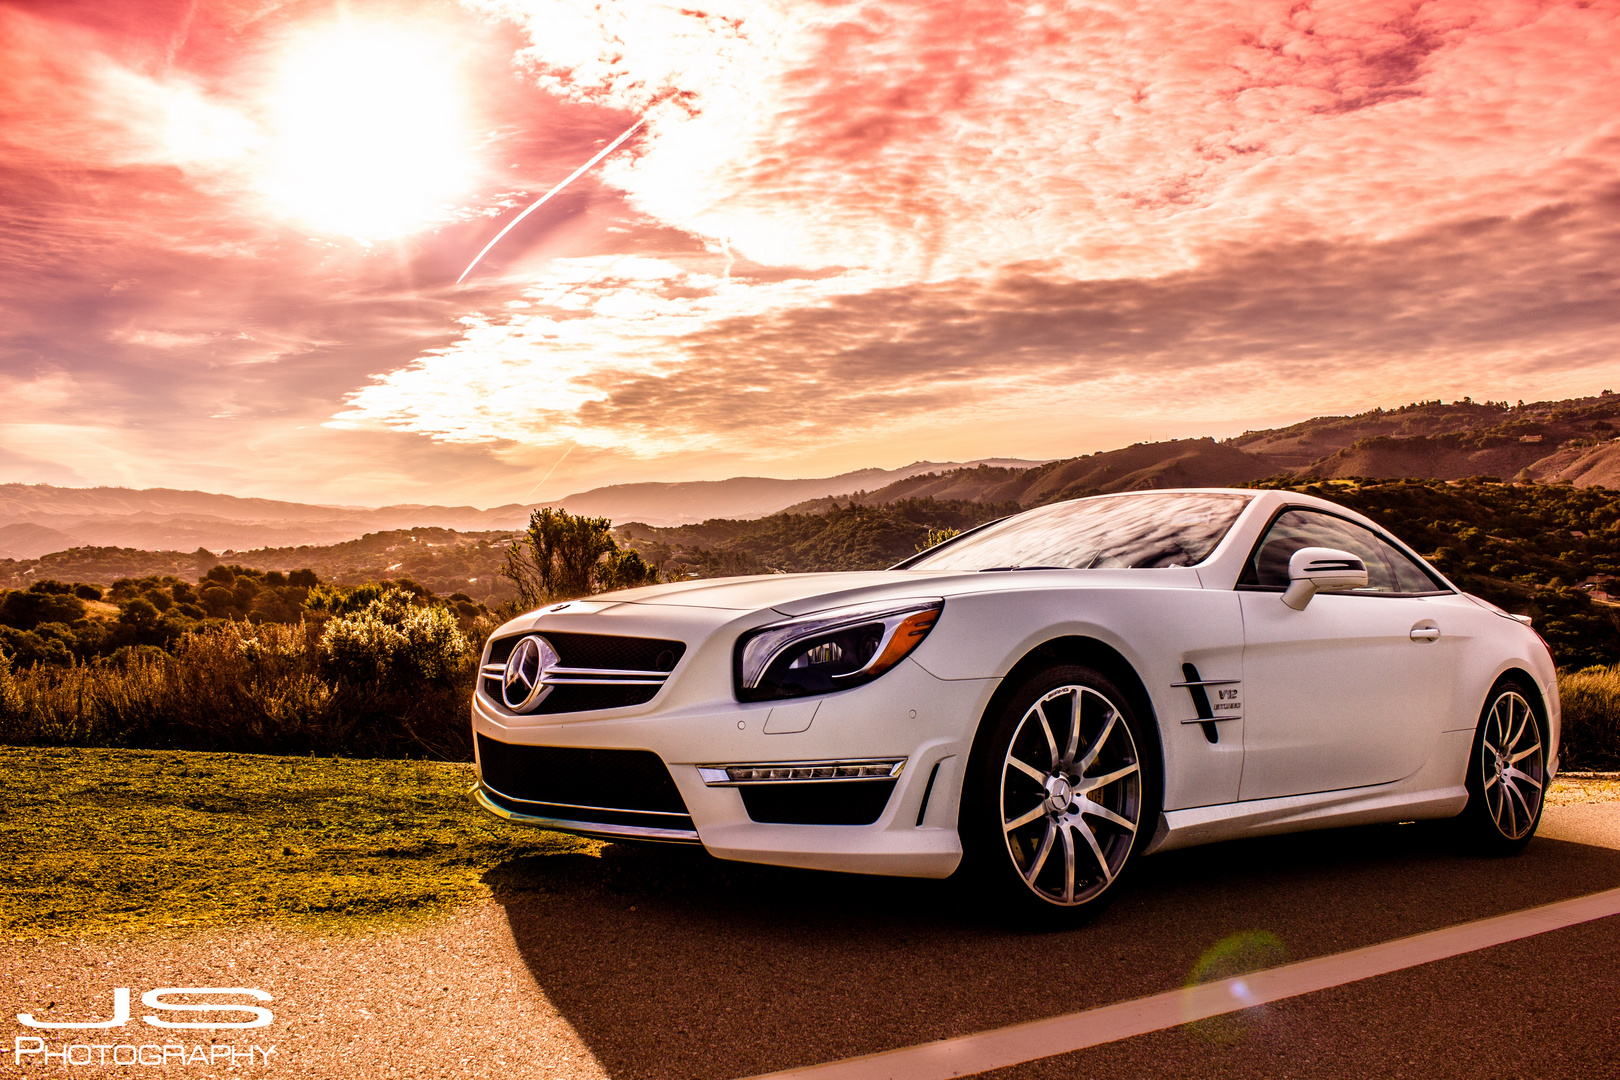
[781,393,1620,513]
[2,392,1617,561]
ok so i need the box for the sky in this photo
[1,0,1617,508]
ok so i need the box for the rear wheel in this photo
[1458,679,1547,853]
[961,664,1157,925]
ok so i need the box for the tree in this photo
[501,507,658,608]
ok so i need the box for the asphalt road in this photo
[498,804,1620,1080]
[6,802,1619,1079]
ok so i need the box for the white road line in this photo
[749,885,1620,1080]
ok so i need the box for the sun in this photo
[262,23,473,239]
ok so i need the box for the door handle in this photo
[1409,624,1441,642]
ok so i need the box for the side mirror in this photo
[1282,546,1369,610]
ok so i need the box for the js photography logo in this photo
[12,987,277,1068]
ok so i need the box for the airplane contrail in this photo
[457,117,647,285]
[524,442,576,501]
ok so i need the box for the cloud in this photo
[481,0,1620,279]
[4,0,1619,506]
[0,445,87,487]
[337,188,1620,451]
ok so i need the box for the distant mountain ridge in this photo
[550,459,1047,526]
[0,459,1047,559]
[783,393,1620,512]
[2,393,1616,561]
[0,484,536,560]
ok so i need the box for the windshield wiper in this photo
[977,565,1072,572]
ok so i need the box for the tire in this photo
[1457,678,1548,854]
[959,664,1159,926]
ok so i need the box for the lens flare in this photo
[1182,930,1288,1044]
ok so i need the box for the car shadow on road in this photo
[485,823,1620,1080]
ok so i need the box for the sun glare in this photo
[264,25,472,238]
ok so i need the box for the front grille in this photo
[740,780,897,826]
[487,631,685,671]
[480,631,687,716]
[476,734,690,823]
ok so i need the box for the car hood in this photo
[592,566,1205,615]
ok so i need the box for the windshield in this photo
[906,492,1251,571]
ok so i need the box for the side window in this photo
[1240,509,1446,595]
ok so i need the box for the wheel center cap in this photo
[1046,775,1075,812]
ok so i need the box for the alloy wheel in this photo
[1480,689,1545,841]
[998,684,1142,906]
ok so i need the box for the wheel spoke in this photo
[1483,772,1499,791]
[1024,820,1056,883]
[1078,709,1118,773]
[1505,778,1533,828]
[1503,766,1542,791]
[1079,762,1138,793]
[1506,699,1528,753]
[1036,704,1059,771]
[1004,802,1047,832]
[1008,756,1048,784]
[1498,781,1517,833]
[1074,816,1114,885]
[1080,799,1137,833]
[1059,822,1077,903]
[1062,689,1082,767]
[1508,741,1542,766]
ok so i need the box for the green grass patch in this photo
[0,746,596,938]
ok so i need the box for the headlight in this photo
[734,599,943,702]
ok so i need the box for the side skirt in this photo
[1143,783,1469,856]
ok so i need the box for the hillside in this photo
[0,484,533,558]
[551,458,1046,526]
[3,391,1618,561]
[786,393,1620,512]
[0,529,520,605]
[783,439,1269,512]
[0,458,1047,558]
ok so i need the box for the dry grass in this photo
[1557,665,1620,769]
[1546,771,1620,806]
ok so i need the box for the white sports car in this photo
[471,487,1558,921]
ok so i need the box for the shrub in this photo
[0,618,487,759]
[1558,666,1620,769]
[0,589,87,630]
[502,506,658,608]
[318,589,471,684]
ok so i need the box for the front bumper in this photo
[472,784,702,844]
[471,655,996,878]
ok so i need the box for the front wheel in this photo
[1457,679,1548,854]
[960,664,1158,925]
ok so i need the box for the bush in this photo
[1558,666,1620,769]
[502,507,658,608]
[318,589,471,684]
[0,619,487,759]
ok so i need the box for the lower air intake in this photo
[475,735,695,839]
[740,780,897,826]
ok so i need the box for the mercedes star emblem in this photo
[501,635,560,713]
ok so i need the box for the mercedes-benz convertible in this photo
[470,487,1558,921]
